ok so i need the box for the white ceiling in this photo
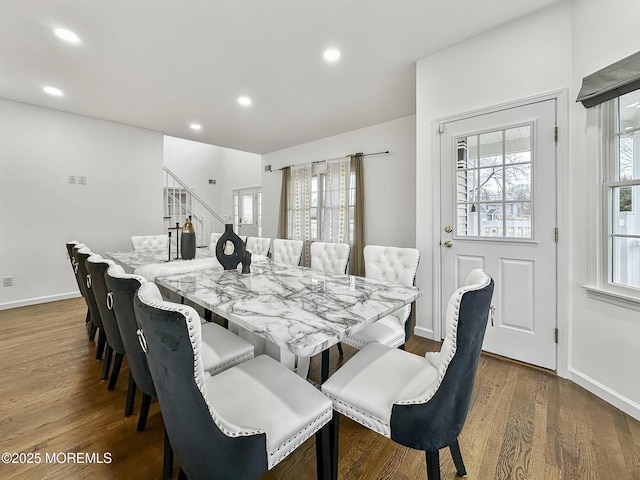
[1,0,562,154]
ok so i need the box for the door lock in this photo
[444,225,453,233]
[443,240,453,248]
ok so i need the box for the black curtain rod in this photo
[268,150,389,172]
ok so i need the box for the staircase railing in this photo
[163,167,226,247]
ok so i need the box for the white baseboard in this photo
[569,367,640,421]
[0,292,81,311]
[413,325,435,340]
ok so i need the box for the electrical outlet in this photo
[68,175,76,184]
[3,276,13,287]
[78,175,87,185]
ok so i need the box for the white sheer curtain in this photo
[285,159,352,266]
[321,158,350,243]
[287,164,312,263]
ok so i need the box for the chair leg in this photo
[329,413,339,480]
[95,329,107,360]
[163,429,174,480]
[315,422,331,480]
[336,342,344,357]
[449,439,467,477]
[88,321,97,341]
[137,393,152,432]
[108,353,124,390]
[85,308,96,340]
[425,450,441,480]
[321,350,330,384]
[125,372,137,417]
[101,344,113,380]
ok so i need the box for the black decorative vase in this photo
[181,216,196,260]
[241,251,252,274]
[215,224,245,270]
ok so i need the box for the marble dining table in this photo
[106,247,219,280]
[154,258,423,382]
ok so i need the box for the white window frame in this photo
[585,96,640,311]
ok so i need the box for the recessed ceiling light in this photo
[190,123,202,131]
[43,86,64,97]
[238,96,252,107]
[54,28,80,44]
[323,48,341,62]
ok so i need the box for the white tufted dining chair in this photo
[271,239,304,266]
[245,237,271,257]
[322,269,494,480]
[134,282,334,480]
[310,242,350,274]
[342,245,420,350]
[131,235,169,252]
[209,232,222,252]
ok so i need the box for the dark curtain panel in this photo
[277,166,290,239]
[349,154,365,276]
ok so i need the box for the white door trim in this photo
[430,89,570,378]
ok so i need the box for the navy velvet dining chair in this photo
[322,268,494,480]
[86,255,129,387]
[66,241,95,339]
[74,245,107,361]
[134,282,334,480]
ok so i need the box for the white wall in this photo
[569,0,640,417]
[261,115,416,248]
[163,136,262,223]
[0,99,163,309]
[416,0,640,419]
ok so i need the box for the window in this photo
[242,194,254,225]
[455,126,532,239]
[286,159,352,263]
[586,91,640,307]
[606,92,640,290]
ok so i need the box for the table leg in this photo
[296,356,310,379]
[279,349,296,373]
[321,350,329,383]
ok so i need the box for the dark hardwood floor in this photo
[1,297,638,479]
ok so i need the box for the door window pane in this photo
[456,124,533,239]
[505,126,531,164]
[467,135,478,168]
[505,202,531,238]
[479,167,503,201]
[242,194,253,224]
[505,165,531,201]
[479,131,502,167]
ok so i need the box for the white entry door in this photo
[439,99,557,370]
[233,187,261,238]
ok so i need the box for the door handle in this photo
[444,225,453,233]
[443,240,453,248]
